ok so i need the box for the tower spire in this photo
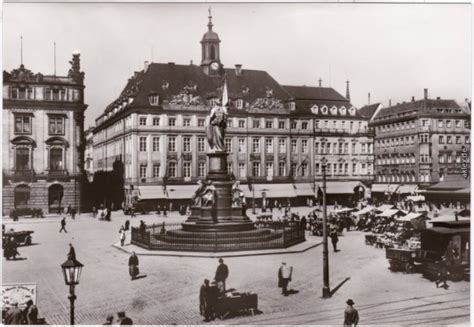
[20,35,23,66]
[346,80,351,101]
[54,41,57,76]
[208,6,213,31]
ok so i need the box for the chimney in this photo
[190,60,193,65]
[424,88,428,100]
[389,99,392,107]
[144,61,149,71]
[368,92,371,105]
[436,97,441,100]
[411,96,415,102]
[345,80,351,101]
[318,78,322,87]
[235,64,242,76]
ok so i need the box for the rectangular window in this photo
[198,119,205,127]
[238,163,245,177]
[446,120,452,128]
[291,121,297,129]
[352,163,357,175]
[279,139,286,153]
[326,163,332,175]
[235,99,243,109]
[227,119,233,128]
[45,88,52,101]
[140,164,147,178]
[447,153,453,163]
[456,154,462,163]
[48,116,64,135]
[344,163,348,175]
[225,138,232,152]
[438,120,443,128]
[14,115,32,134]
[252,138,260,153]
[279,120,286,129]
[301,140,308,153]
[439,135,444,144]
[139,137,147,151]
[301,121,308,130]
[238,138,245,153]
[198,162,206,177]
[333,163,337,175]
[352,143,356,154]
[183,119,191,127]
[455,120,461,128]
[169,118,176,126]
[168,162,176,177]
[238,120,245,128]
[183,136,191,152]
[339,163,344,174]
[183,162,191,178]
[291,139,298,153]
[265,138,273,153]
[301,163,308,176]
[153,164,160,178]
[278,161,286,176]
[139,117,147,126]
[265,120,273,129]
[315,142,319,154]
[227,163,233,175]
[15,148,30,170]
[291,163,297,177]
[153,137,160,152]
[198,137,205,152]
[466,135,470,144]
[252,162,260,177]
[447,136,452,144]
[266,162,274,177]
[168,137,176,152]
[326,143,331,154]
[253,119,260,129]
[315,163,320,175]
[338,143,343,154]
[456,136,461,144]
[344,143,348,154]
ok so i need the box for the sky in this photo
[3,2,471,127]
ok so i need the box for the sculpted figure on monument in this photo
[231,180,244,207]
[192,179,207,207]
[201,181,217,207]
[206,99,228,152]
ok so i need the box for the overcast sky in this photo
[3,3,471,127]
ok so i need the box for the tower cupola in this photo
[201,7,221,76]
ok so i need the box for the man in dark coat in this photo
[330,228,339,252]
[343,299,359,326]
[116,311,133,325]
[68,243,76,260]
[59,217,67,233]
[71,207,76,220]
[199,279,210,320]
[128,252,139,280]
[206,281,219,321]
[214,258,229,291]
[5,303,23,325]
[23,299,38,325]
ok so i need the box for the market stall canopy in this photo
[396,212,423,221]
[377,208,405,218]
[246,184,297,198]
[396,212,428,229]
[422,175,470,196]
[294,183,315,197]
[333,208,356,214]
[353,206,375,216]
[375,204,394,213]
[325,181,364,194]
[138,185,167,200]
[371,184,399,193]
[406,195,425,202]
[166,185,198,199]
[397,185,418,194]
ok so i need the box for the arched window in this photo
[14,184,30,209]
[11,136,36,171]
[210,45,216,60]
[46,137,68,171]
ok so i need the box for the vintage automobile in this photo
[386,247,418,273]
[2,229,34,247]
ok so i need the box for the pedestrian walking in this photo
[71,207,76,220]
[4,303,23,325]
[66,204,72,216]
[163,205,167,217]
[23,299,38,325]
[92,206,97,218]
[68,243,76,260]
[343,299,359,326]
[156,205,161,216]
[278,262,293,296]
[330,228,339,252]
[116,311,133,325]
[124,219,130,231]
[119,226,126,246]
[103,314,114,325]
[59,217,68,233]
[214,258,229,292]
[199,279,210,321]
[128,252,139,280]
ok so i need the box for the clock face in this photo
[210,62,220,71]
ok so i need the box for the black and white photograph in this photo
[1,1,471,325]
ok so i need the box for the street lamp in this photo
[321,157,331,298]
[61,257,84,325]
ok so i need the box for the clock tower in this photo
[201,8,222,76]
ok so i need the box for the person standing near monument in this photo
[214,258,229,291]
[278,262,293,296]
[128,252,139,280]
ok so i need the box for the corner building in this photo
[92,14,373,207]
[2,54,87,214]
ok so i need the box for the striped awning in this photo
[245,184,297,198]
[138,186,166,200]
[166,185,199,199]
[294,183,316,196]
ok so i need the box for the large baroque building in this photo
[92,13,373,206]
[2,53,87,214]
[369,89,470,196]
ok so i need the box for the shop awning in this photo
[250,184,297,198]
[333,208,355,214]
[377,209,404,218]
[166,185,198,199]
[397,185,418,194]
[353,206,376,216]
[396,212,423,222]
[371,184,400,193]
[375,204,394,213]
[294,183,316,196]
[138,186,166,200]
[325,181,363,194]
[406,195,425,202]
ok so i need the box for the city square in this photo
[2,2,471,326]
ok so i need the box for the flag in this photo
[222,79,228,106]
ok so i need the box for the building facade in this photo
[370,89,470,195]
[92,13,374,207]
[2,53,87,214]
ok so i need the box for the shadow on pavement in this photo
[330,277,350,296]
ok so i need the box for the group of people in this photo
[103,311,133,325]
[199,258,229,322]
[3,300,39,325]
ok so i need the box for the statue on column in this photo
[206,100,227,152]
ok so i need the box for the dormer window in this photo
[339,106,347,115]
[321,106,328,114]
[330,106,338,115]
[289,101,296,111]
[235,99,243,109]
[311,105,319,114]
[349,107,356,116]
[149,94,159,106]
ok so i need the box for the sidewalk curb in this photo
[112,239,322,258]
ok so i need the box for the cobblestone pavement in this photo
[2,209,470,326]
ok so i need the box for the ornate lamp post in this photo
[321,157,331,298]
[61,257,84,325]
